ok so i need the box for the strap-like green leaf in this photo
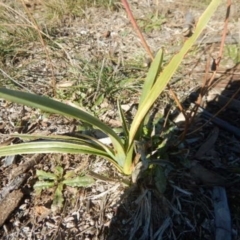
[139,48,164,107]
[128,0,223,148]
[0,88,127,166]
[117,101,129,147]
[0,88,125,154]
[0,141,124,172]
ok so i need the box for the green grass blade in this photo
[0,88,122,145]
[117,101,129,143]
[128,0,223,148]
[0,141,108,156]
[139,48,164,107]
[10,133,116,157]
[0,141,123,172]
[133,49,164,142]
[0,88,126,165]
[123,145,134,175]
[9,133,108,145]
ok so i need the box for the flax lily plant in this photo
[0,0,222,175]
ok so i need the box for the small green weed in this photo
[138,13,166,33]
[42,0,120,24]
[56,60,143,116]
[34,166,94,211]
[224,44,240,64]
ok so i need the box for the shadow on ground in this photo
[105,64,240,240]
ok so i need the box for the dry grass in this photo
[0,0,142,101]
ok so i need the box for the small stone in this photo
[103,30,111,38]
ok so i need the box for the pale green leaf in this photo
[52,183,64,212]
[36,170,57,181]
[123,145,134,175]
[139,48,164,107]
[0,88,126,165]
[34,181,55,192]
[128,0,223,148]
[117,101,129,146]
[8,133,116,157]
[54,166,64,178]
[0,141,111,158]
[0,88,116,139]
[64,170,75,179]
[9,133,104,145]
[0,140,124,172]
[63,175,95,187]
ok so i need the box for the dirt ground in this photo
[1,0,240,239]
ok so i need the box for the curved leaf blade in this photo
[0,88,127,166]
[139,48,164,107]
[0,88,124,147]
[128,0,223,148]
[0,141,123,172]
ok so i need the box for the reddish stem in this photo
[121,0,153,60]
